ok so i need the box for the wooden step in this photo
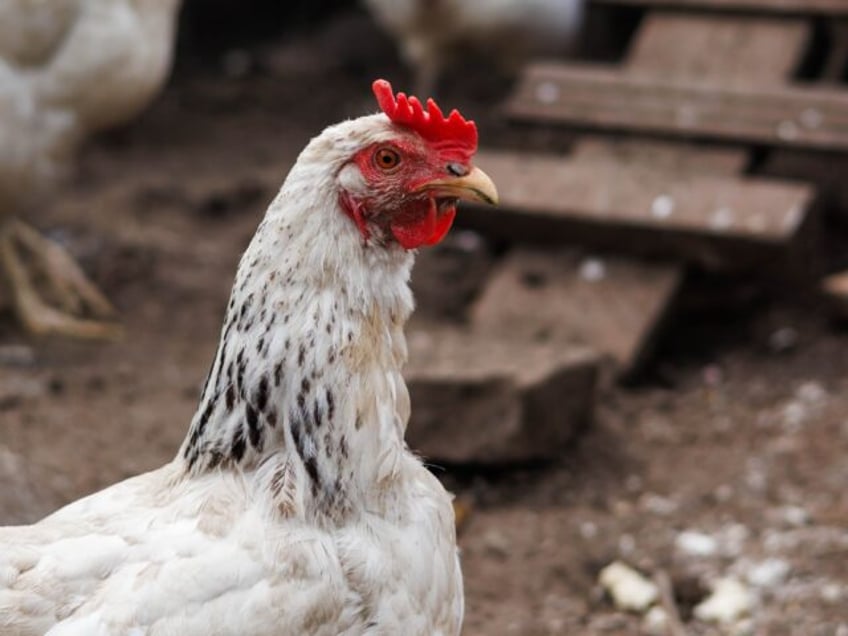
[459,150,816,271]
[469,249,682,376]
[591,0,848,16]
[506,63,848,152]
[404,325,598,464]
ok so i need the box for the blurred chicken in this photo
[0,0,181,339]
[363,0,585,96]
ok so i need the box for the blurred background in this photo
[1,0,848,633]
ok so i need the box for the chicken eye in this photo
[374,148,401,171]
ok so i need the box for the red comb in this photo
[372,79,477,162]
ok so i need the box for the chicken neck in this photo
[178,135,417,521]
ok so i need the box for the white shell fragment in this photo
[642,606,670,635]
[675,530,718,558]
[694,578,753,625]
[745,558,791,589]
[599,561,659,613]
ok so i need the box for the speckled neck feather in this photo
[178,115,416,521]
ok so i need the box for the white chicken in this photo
[363,0,585,95]
[0,0,181,339]
[0,79,498,635]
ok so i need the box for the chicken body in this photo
[363,0,585,95]
[0,0,181,338]
[1,460,458,635]
[0,84,498,634]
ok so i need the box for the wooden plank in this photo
[469,249,683,376]
[626,13,810,81]
[591,0,848,16]
[571,136,748,175]
[506,63,848,152]
[569,14,811,170]
[404,325,598,463]
[457,150,815,270]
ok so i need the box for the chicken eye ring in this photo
[374,147,402,172]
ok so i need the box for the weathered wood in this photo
[404,325,598,463]
[571,136,748,175]
[627,13,810,81]
[592,0,848,16]
[458,150,815,270]
[507,63,848,152]
[469,249,682,375]
[569,13,811,169]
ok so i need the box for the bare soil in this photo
[1,10,846,635]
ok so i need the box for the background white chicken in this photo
[362,0,585,95]
[0,0,181,339]
[0,79,498,635]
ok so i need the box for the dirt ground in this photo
[1,9,847,636]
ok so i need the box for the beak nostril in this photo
[446,162,468,177]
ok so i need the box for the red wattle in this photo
[423,206,456,246]
[390,199,436,249]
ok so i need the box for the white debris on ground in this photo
[675,530,719,557]
[780,380,828,431]
[744,558,791,590]
[639,493,678,516]
[716,523,751,559]
[598,561,658,613]
[694,577,754,625]
[641,606,670,635]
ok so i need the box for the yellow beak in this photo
[416,166,499,206]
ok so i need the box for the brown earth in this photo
[1,9,846,635]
